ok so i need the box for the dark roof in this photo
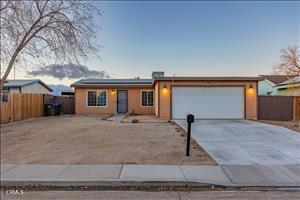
[259,75,290,85]
[3,79,53,91]
[153,76,263,84]
[276,76,300,86]
[71,79,153,87]
[72,77,263,87]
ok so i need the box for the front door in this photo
[117,90,128,113]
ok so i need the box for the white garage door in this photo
[172,87,244,119]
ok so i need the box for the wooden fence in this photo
[0,93,44,124]
[44,94,74,114]
[295,97,300,121]
[258,96,299,121]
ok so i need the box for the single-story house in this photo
[258,75,289,95]
[2,79,52,94]
[1,79,52,102]
[274,76,300,96]
[71,73,262,120]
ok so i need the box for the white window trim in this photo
[86,90,108,107]
[140,90,154,107]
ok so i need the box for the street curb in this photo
[1,180,220,187]
[2,180,300,188]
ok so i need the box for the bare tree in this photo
[274,46,300,76]
[0,0,101,86]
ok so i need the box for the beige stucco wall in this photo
[75,88,115,114]
[21,82,51,94]
[155,81,258,120]
[75,87,155,115]
[127,89,155,115]
[293,87,300,96]
[8,88,20,94]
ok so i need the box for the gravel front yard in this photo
[1,115,216,165]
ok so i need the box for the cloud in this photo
[27,63,109,80]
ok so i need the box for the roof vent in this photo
[152,71,164,78]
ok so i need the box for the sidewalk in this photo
[1,164,299,187]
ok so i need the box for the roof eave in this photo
[72,84,153,88]
[2,85,21,89]
[153,77,263,84]
[275,82,300,88]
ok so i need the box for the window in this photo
[87,90,107,107]
[97,91,107,106]
[1,90,9,102]
[141,90,154,107]
[141,91,148,106]
[147,91,153,106]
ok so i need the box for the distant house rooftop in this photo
[276,76,300,86]
[3,79,52,91]
[259,75,291,85]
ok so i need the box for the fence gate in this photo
[258,96,294,121]
[44,94,75,114]
[295,97,300,120]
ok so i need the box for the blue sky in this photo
[15,1,300,84]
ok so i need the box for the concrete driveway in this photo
[175,120,300,165]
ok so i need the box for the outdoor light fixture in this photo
[248,84,255,95]
[111,89,115,95]
[162,84,169,94]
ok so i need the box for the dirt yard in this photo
[1,115,216,165]
[258,120,300,133]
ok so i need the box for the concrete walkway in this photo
[107,114,126,122]
[1,164,299,187]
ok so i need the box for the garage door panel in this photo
[172,87,244,119]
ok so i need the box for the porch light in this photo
[162,84,169,94]
[248,84,255,95]
[111,89,115,95]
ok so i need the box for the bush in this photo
[131,119,139,123]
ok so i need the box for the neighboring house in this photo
[258,75,289,95]
[274,76,300,96]
[1,79,52,102]
[49,84,74,96]
[71,72,262,120]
